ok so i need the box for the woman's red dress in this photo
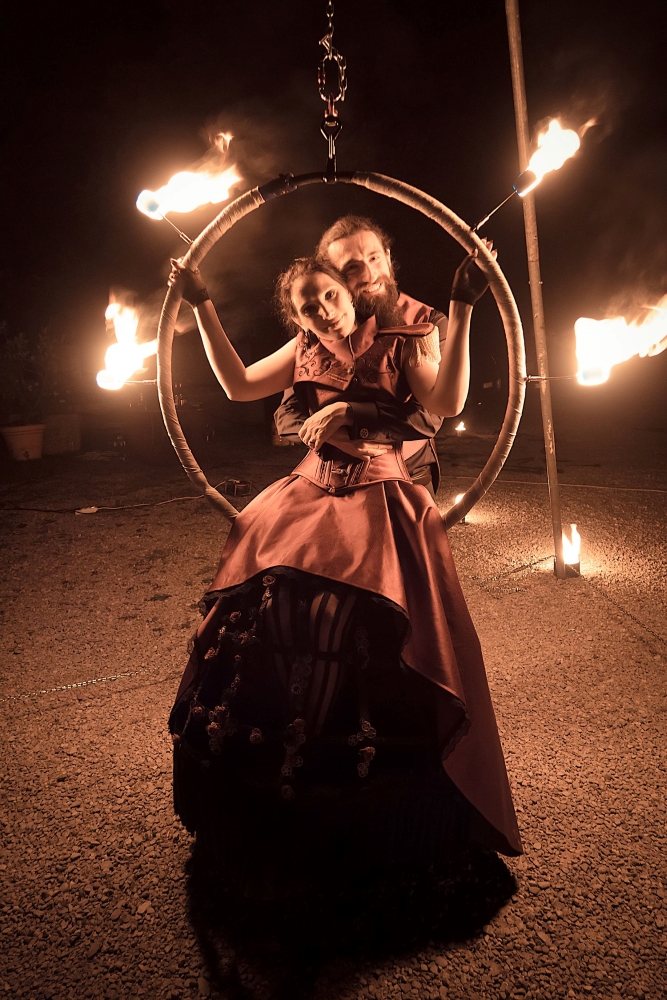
[170,311,522,893]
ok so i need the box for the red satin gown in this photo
[170,304,522,891]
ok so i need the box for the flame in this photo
[454,421,466,432]
[96,302,157,391]
[562,523,581,565]
[137,132,241,219]
[213,131,233,153]
[575,295,667,385]
[520,119,581,196]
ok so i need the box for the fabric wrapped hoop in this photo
[156,171,526,527]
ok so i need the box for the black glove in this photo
[169,260,210,308]
[451,253,489,306]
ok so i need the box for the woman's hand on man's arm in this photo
[299,404,392,457]
[298,402,352,450]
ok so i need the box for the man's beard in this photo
[353,273,404,327]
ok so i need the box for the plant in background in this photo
[38,324,86,414]
[0,324,43,426]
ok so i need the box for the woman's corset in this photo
[292,445,412,495]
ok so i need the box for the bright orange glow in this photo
[96,302,157,391]
[575,295,667,385]
[454,493,465,504]
[454,421,466,432]
[562,524,581,565]
[521,119,581,196]
[136,132,241,219]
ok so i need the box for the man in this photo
[274,215,448,495]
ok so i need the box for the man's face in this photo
[325,230,400,323]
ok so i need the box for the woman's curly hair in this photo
[274,256,348,338]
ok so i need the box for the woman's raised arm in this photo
[404,242,495,417]
[404,300,472,417]
[169,261,296,402]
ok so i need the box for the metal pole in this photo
[505,0,566,578]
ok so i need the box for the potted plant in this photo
[0,325,46,460]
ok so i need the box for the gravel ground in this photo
[1,416,666,1000]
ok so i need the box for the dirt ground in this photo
[1,411,666,1000]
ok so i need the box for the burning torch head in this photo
[514,119,582,197]
[513,170,538,196]
[136,191,163,220]
[136,131,241,221]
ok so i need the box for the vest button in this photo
[359,428,369,439]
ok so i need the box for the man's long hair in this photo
[317,216,404,327]
[316,215,393,259]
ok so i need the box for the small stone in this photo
[111,907,123,920]
[197,977,211,997]
[136,900,152,915]
[87,940,101,959]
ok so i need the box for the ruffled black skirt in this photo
[170,568,473,897]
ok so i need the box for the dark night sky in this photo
[1,0,666,415]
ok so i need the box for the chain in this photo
[0,669,147,703]
[318,1,347,178]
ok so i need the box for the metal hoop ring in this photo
[156,170,526,527]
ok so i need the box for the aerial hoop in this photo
[156,170,526,527]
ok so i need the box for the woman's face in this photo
[290,271,356,343]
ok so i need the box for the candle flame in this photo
[96,301,157,391]
[520,119,581,196]
[562,523,581,565]
[454,421,466,432]
[136,131,241,219]
[574,295,667,385]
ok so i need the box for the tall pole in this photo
[505,0,566,579]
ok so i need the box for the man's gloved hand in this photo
[450,238,497,306]
[168,259,210,308]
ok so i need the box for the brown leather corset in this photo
[293,445,411,495]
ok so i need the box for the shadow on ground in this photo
[184,843,517,998]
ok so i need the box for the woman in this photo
[168,250,521,895]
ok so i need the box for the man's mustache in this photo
[354,279,398,299]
